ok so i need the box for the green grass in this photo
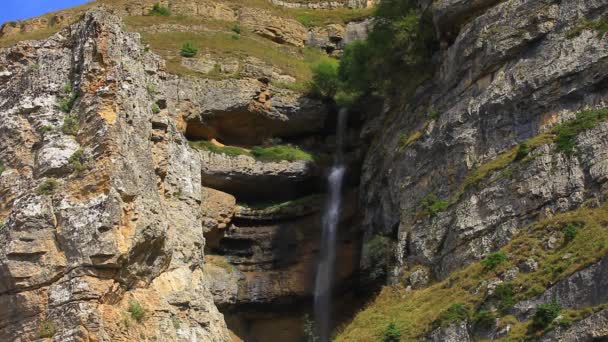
[437,304,470,327]
[554,108,608,155]
[189,140,314,162]
[418,194,449,218]
[293,7,374,27]
[335,203,608,341]
[137,29,332,83]
[480,252,508,270]
[250,145,314,162]
[62,115,79,135]
[566,15,608,39]
[241,194,323,210]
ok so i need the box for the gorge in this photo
[0,0,607,341]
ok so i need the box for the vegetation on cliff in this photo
[336,203,608,341]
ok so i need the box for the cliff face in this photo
[361,0,608,278]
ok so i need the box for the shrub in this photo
[146,83,157,96]
[250,145,314,162]
[532,301,561,330]
[438,304,470,326]
[37,179,59,195]
[309,60,340,99]
[382,322,401,342]
[419,194,449,217]
[231,24,241,35]
[69,149,86,173]
[57,92,79,113]
[128,300,145,323]
[149,3,171,16]
[152,103,161,114]
[62,115,79,135]
[39,320,55,338]
[41,125,54,133]
[481,252,508,271]
[514,142,530,161]
[494,282,515,314]
[473,310,495,329]
[63,83,72,93]
[180,42,198,58]
[337,0,437,95]
[428,108,439,121]
[171,317,181,329]
[563,223,579,243]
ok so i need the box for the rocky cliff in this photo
[2,0,608,341]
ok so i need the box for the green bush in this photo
[149,3,171,16]
[69,149,86,173]
[231,24,241,35]
[146,83,157,96]
[428,108,440,121]
[57,92,79,113]
[180,42,198,58]
[473,310,495,329]
[250,145,314,162]
[152,103,161,114]
[337,0,437,96]
[563,223,579,243]
[39,320,55,338]
[309,60,340,99]
[438,304,470,327]
[494,282,515,314]
[37,179,59,196]
[419,194,449,217]
[128,300,145,323]
[514,142,530,161]
[41,125,54,133]
[382,322,401,342]
[532,301,561,330]
[62,115,79,135]
[481,252,508,271]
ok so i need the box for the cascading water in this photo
[314,108,348,342]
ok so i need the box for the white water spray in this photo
[314,108,348,342]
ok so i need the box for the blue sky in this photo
[1,0,91,25]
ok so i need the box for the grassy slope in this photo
[336,204,608,341]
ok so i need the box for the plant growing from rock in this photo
[437,304,470,327]
[309,60,340,99]
[152,103,161,114]
[231,24,241,35]
[532,301,561,330]
[128,300,145,323]
[473,309,496,329]
[514,142,530,161]
[180,42,198,58]
[62,115,79,135]
[302,314,319,342]
[419,194,449,217]
[382,322,401,342]
[37,179,59,195]
[149,3,171,16]
[481,252,508,271]
[0,162,5,176]
[146,83,157,96]
[69,149,87,173]
[363,235,395,280]
[57,92,79,113]
[41,125,54,133]
[38,320,55,338]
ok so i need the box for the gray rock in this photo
[427,321,471,342]
[536,309,608,341]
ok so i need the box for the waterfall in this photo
[314,108,348,342]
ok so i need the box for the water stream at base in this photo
[314,108,348,342]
